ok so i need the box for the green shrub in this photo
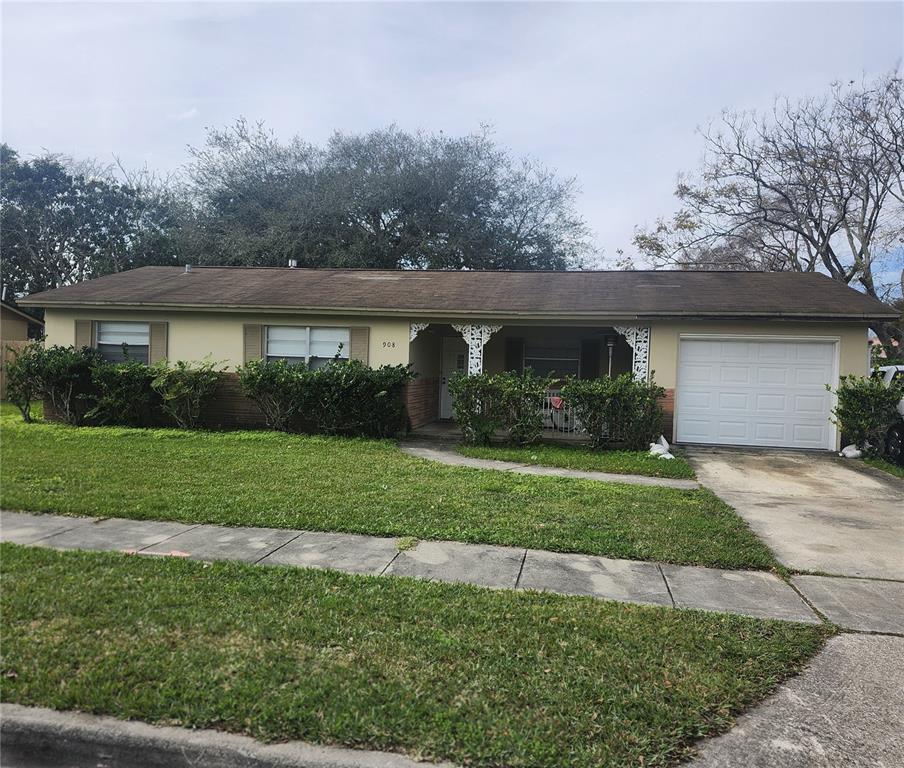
[828,374,903,456]
[305,360,414,438]
[86,361,159,427]
[4,343,43,422]
[561,373,665,450]
[237,358,413,438]
[31,345,104,425]
[494,369,553,445]
[151,359,223,429]
[237,358,306,431]
[448,372,503,445]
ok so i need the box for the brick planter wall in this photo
[404,377,439,430]
[198,373,267,430]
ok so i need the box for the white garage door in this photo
[676,338,836,449]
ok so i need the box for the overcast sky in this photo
[2,1,903,263]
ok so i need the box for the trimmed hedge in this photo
[238,358,413,438]
[6,345,104,426]
[449,370,552,446]
[8,347,414,439]
[561,374,665,450]
[4,346,221,429]
[828,374,904,456]
[449,370,667,449]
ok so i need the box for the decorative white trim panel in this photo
[409,323,429,342]
[613,325,651,381]
[452,324,502,374]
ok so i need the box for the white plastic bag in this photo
[658,452,675,460]
[658,435,670,451]
[649,443,667,456]
[839,444,862,459]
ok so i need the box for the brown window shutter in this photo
[243,324,264,364]
[349,327,370,364]
[580,339,601,380]
[504,337,524,374]
[74,319,93,349]
[148,322,168,364]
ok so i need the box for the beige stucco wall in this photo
[43,310,871,387]
[648,320,870,388]
[43,308,411,370]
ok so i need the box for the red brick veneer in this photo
[658,388,675,442]
[404,377,439,430]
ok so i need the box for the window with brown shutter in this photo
[149,322,168,364]
[243,324,263,364]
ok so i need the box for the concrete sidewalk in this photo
[398,443,701,489]
[3,510,903,632]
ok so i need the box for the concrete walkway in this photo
[5,509,902,633]
[398,443,701,489]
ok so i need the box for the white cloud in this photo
[168,106,199,122]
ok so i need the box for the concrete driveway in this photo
[687,448,904,580]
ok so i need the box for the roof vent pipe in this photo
[184,264,192,273]
[288,259,297,268]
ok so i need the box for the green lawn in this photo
[864,457,904,479]
[0,544,826,768]
[0,406,776,569]
[459,443,696,479]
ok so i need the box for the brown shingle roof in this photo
[19,266,897,320]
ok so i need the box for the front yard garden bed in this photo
[0,405,775,569]
[1,544,826,768]
[458,443,696,479]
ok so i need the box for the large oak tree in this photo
[181,122,592,271]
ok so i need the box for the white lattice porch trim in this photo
[409,323,429,342]
[452,324,502,374]
[613,325,651,381]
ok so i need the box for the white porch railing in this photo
[540,389,584,435]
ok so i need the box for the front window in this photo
[265,326,349,368]
[523,343,580,378]
[96,322,149,364]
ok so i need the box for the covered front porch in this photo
[406,322,652,433]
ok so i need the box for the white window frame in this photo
[96,321,150,364]
[265,326,349,367]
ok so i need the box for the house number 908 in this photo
[382,341,396,348]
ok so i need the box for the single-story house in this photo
[20,266,896,450]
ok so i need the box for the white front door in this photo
[440,336,468,419]
[675,338,837,449]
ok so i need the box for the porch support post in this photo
[451,324,501,374]
[613,326,651,381]
[409,323,429,342]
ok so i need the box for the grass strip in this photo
[1,544,826,768]
[458,442,696,479]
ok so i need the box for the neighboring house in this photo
[20,266,896,450]
[1,299,43,342]
[0,299,44,400]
